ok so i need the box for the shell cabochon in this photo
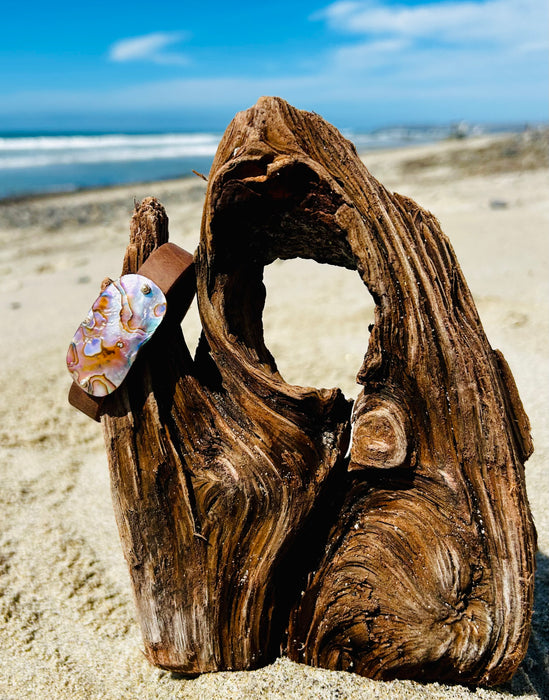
[66,274,167,397]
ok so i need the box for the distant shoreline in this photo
[0,170,207,205]
[1,127,547,207]
[3,124,546,203]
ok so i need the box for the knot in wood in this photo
[349,395,410,470]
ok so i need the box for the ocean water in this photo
[0,132,222,200]
[0,125,477,200]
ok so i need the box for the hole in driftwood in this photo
[262,258,375,399]
[180,295,203,359]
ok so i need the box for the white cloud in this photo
[315,0,548,50]
[108,32,190,65]
[310,0,548,112]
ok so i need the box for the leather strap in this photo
[68,242,195,421]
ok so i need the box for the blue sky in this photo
[1,0,547,131]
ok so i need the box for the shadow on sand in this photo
[502,549,549,698]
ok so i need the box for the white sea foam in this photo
[0,126,486,171]
[0,133,221,169]
[342,125,472,151]
[0,124,496,198]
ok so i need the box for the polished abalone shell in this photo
[66,274,167,396]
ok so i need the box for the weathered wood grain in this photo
[100,98,536,685]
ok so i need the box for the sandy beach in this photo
[0,130,547,699]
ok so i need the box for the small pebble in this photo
[489,200,508,210]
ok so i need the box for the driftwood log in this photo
[98,97,536,685]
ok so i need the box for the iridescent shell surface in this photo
[66,274,167,396]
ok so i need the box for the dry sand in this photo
[0,131,547,699]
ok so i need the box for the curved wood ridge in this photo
[100,98,536,685]
[101,192,350,672]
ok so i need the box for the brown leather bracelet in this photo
[67,243,195,422]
